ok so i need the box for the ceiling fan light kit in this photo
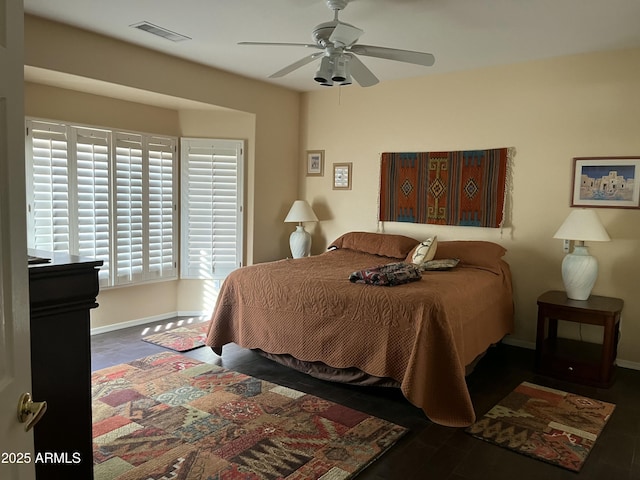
[314,52,351,86]
[331,55,348,82]
[239,0,435,88]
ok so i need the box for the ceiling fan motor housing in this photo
[326,0,349,11]
[312,21,338,46]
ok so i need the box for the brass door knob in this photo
[17,393,47,432]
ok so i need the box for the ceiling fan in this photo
[239,0,435,87]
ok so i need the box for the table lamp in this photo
[284,200,318,258]
[553,209,610,300]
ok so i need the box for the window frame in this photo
[180,137,244,280]
[25,117,179,289]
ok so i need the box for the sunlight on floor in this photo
[140,314,210,336]
[138,278,221,336]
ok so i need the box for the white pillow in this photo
[410,236,438,265]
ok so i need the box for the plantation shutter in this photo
[74,127,111,285]
[26,120,70,253]
[115,133,177,285]
[114,133,145,285]
[26,117,178,289]
[147,136,177,280]
[180,138,243,279]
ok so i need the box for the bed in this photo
[206,231,514,427]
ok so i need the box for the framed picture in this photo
[571,157,640,208]
[306,150,324,176]
[333,162,352,190]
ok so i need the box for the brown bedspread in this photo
[206,248,513,427]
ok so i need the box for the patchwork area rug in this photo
[466,381,615,472]
[141,321,210,352]
[92,352,408,479]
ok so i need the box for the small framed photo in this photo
[571,157,640,208]
[333,162,352,190]
[306,150,324,177]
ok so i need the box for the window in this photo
[180,138,243,279]
[25,119,178,287]
[114,133,178,285]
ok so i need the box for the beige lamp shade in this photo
[284,200,318,224]
[553,209,610,242]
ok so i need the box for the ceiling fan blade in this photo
[349,44,435,67]
[269,52,325,78]
[239,41,319,49]
[346,54,379,87]
[329,23,363,47]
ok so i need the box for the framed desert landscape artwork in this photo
[571,157,640,209]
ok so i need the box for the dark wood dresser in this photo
[28,251,102,480]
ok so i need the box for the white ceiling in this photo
[23,0,640,92]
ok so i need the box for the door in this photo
[0,1,35,479]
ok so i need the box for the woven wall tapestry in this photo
[379,148,513,228]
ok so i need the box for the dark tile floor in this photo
[91,318,640,480]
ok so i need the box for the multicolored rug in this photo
[92,352,408,479]
[141,321,210,352]
[379,148,512,228]
[466,381,615,472]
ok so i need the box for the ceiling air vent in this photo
[130,21,191,42]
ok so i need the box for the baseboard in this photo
[90,312,177,335]
[502,336,535,350]
[90,311,208,336]
[501,335,640,371]
[177,310,210,318]
[615,359,640,371]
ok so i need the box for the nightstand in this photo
[535,290,623,388]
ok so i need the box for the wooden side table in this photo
[535,290,623,388]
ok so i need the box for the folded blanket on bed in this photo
[349,262,422,286]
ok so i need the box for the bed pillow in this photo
[433,241,506,274]
[329,231,418,259]
[405,236,438,265]
[420,258,460,271]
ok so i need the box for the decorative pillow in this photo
[329,232,419,259]
[433,241,506,274]
[405,236,438,265]
[420,258,460,271]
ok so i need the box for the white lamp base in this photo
[289,225,311,258]
[561,245,598,300]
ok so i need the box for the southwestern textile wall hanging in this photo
[379,148,513,228]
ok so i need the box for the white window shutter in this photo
[114,132,177,285]
[180,138,243,279]
[26,120,70,253]
[73,127,111,286]
[25,118,178,289]
[147,136,177,280]
[114,133,145,285]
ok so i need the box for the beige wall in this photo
[24,15,301,329]
[25,82,182,135]
[300,48,640,365]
